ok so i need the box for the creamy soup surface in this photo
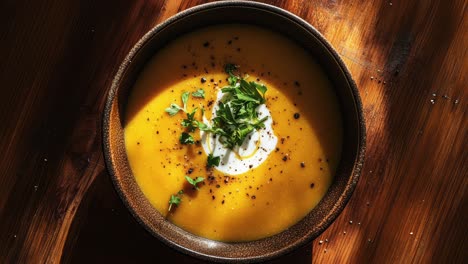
[124,24,343,242]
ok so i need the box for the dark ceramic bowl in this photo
[103,1,365,263]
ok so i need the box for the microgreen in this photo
[165,103,183,116]
[181,108,198,132]
[207,153,220,168]
[165,91,191,116]
[181,91,190,111]
[168,190,184,211]
[185,176,205,190]
[192,88,205,98]
[179,132,194,144]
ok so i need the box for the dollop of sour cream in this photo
[200,89,278,175]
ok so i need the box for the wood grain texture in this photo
[0,0,466,263]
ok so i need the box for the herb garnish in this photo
[179,132,195,144]
[207,153,221,168]
[165,103,183,116]
[185,175,205,190]
[181,108,199,132]
[168,190,184,211]
[165,91,190,116]
[165,64,269,165]
[192,88,205,98]
[181,91,190,111]
[200,64,269,149]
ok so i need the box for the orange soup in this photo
[124,24,342,242]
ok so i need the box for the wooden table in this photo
[1,0,466,263]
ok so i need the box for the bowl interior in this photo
[103,2,365,263]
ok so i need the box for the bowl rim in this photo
[103,1,366,263]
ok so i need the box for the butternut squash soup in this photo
[124,24,343,242]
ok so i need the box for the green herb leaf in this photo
[224,63,238,75]
[169,64,269,150]
[225,63,239,86]
[255,83,267,98]
[192,89,205,98]
[202,64,269,148]
[179,132,194,144]
[196,121,208,130]
[181,108,198,132]
[207,153,220,167]
[165,103,183,116]
[236,93,260,103]
[181,91,190,111]
[185,175,205,190]
[168,193,182,211]
[228,75,238,86]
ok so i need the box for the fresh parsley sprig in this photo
[192,88,205,98]
[164,64,269,165]
[165,91,190,116]
[168,190,184,211]
[185,175,204,190]
[179,132,195,144]
[203,63,269,149]
[207,153,220,168]
[168,175,205,211]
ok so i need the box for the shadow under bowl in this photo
[103,1,366,263]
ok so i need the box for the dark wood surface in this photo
[0,0,466,263]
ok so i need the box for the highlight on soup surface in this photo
[124,24,343,242]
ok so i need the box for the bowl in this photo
[103,1,366,263]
